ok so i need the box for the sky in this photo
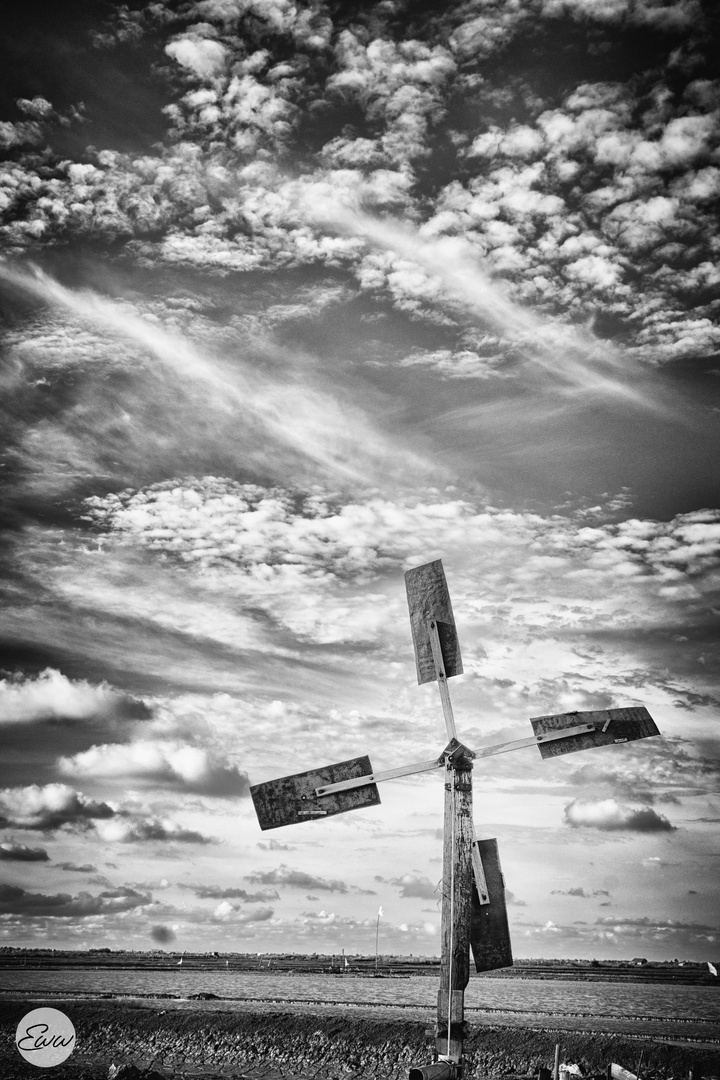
[0,0,719,964]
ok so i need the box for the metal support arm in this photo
[316,756,443,797]
[473,723,595,759]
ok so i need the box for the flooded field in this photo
[2,968,718,1042]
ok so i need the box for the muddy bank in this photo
[1,997,718,1079]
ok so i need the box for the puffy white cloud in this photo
[165,35,228,79]
[0,119,44,150]
[59,739,249,797]
[16,96,54,119]
[0,669,144,724]
[82,478,720,600]
[0,784,115,831]
[211,900,274,923]
[564,798,675,831]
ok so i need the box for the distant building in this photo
[631,957,648,965]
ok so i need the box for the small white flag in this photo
[377,906,384,917]
[708,961,718,977]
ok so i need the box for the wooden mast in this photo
[437,745,474,1066]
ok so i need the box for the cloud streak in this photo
[0,263,430,490]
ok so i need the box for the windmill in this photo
[250,560,660,1079]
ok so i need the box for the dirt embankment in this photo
[1,998,718,1080]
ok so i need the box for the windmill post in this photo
[249,560,661,1079]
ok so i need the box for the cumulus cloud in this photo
[182,884,279,903]
[165,35,228,79]
[0,669,148,724]
[564,798,676,831]
[0,784,115,831]
[212,901,274,923]
[81,478,720,611]
[0,883,152,917]
[0,842,49,861]
[59,740,249,797]
[246,864,348,892]
[390,874,440,900]
[0,0,717,373]
[94,817,214,844]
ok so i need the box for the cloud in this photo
[566,737,720,800]
[0,842,49,861]
[390,874,440,900]
[0,0,717,377]
[246,864,348,892]
[551,887,611,897]
[75,480,720,665]
[165,36,228,79]
[0,784,115,831]
[191,885,279,902]
[396,347,507,379]
[150,923,176,943]
[0,265,426,493]
[564,798,676,831]
[595,915,719,937]
[59,740,249,797]
[55,862,97,872]
[0,883,152,918]
[212,902,274,923]
[0,669,148,724]
[94,817,214,844]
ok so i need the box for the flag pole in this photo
[375,906,383,974]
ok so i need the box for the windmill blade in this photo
[470,838,513,973]
[530,706,659,759]
[405,560,463,685]
[250,755,380,831]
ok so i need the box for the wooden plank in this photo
[405,560,463,685]
[437,988,464,1023]
[470,838,513,973]
[250,756,380,831]
[530,707,659,760]
[471,833,489,905]
[436,755,473,1063]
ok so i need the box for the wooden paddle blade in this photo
[250,755,380,830]
[405,560,463,685]
[470,838,513,973]
[530,706,659,759]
